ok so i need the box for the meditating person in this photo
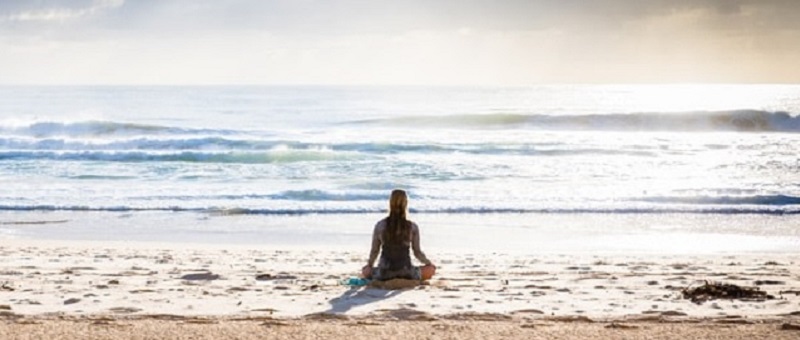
[362,189,436,281]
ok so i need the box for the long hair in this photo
[383,189,411,244]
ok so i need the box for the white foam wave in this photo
[0,120,239,138]
[354,110,800,132]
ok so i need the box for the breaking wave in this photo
[353,110,800,132]
[0,120,239,138]
[1,194,798,215]
[0,150,362,164]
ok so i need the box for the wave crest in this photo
[0,120,237,137]
[0,150,361,164]
[354,110,800,132]
[2,194,799,215]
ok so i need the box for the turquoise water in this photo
[1,85,799,252]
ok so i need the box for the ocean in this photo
[1,85,799,253]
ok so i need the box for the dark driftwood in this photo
[682,281,774,304]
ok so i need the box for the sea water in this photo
[1,85,798,253]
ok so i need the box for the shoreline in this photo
[2,210,799,255]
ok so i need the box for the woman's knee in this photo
[420,264,436,280]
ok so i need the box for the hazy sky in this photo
[1,0,799,85]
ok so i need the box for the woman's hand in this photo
[361,265,372,279]
[421,263,436,280]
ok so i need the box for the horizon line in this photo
[1,82,799,87]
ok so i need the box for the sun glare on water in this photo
[599,84,796,113]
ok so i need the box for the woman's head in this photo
[389,189,408,215]
[384,189,411,243]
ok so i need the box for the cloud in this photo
[1,0,123,22]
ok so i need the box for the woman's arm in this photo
[366,221,383,267]
[411,222,432,266]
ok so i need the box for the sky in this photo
[1,0,799,85]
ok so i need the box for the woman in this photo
[362,189,436,281]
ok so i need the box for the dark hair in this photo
[383,189,411,244]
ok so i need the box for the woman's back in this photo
[363,190,435,281]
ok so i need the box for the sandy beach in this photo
[1,239,799,339]
[3,317,800,340]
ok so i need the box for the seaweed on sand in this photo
[682,281,775,304]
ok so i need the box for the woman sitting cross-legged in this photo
[362,189,436,281]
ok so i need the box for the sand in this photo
[1,239,799,339]
[2,317,800,340]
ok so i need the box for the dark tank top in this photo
[380,219,412,272]
[380,240,412,271]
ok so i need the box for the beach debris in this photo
[781,323,800,331]
[681,281,774,304]
[754,280,785,285]
[0,283,14,291]
[63,298,81,305]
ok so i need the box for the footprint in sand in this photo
[180,273,220,281]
